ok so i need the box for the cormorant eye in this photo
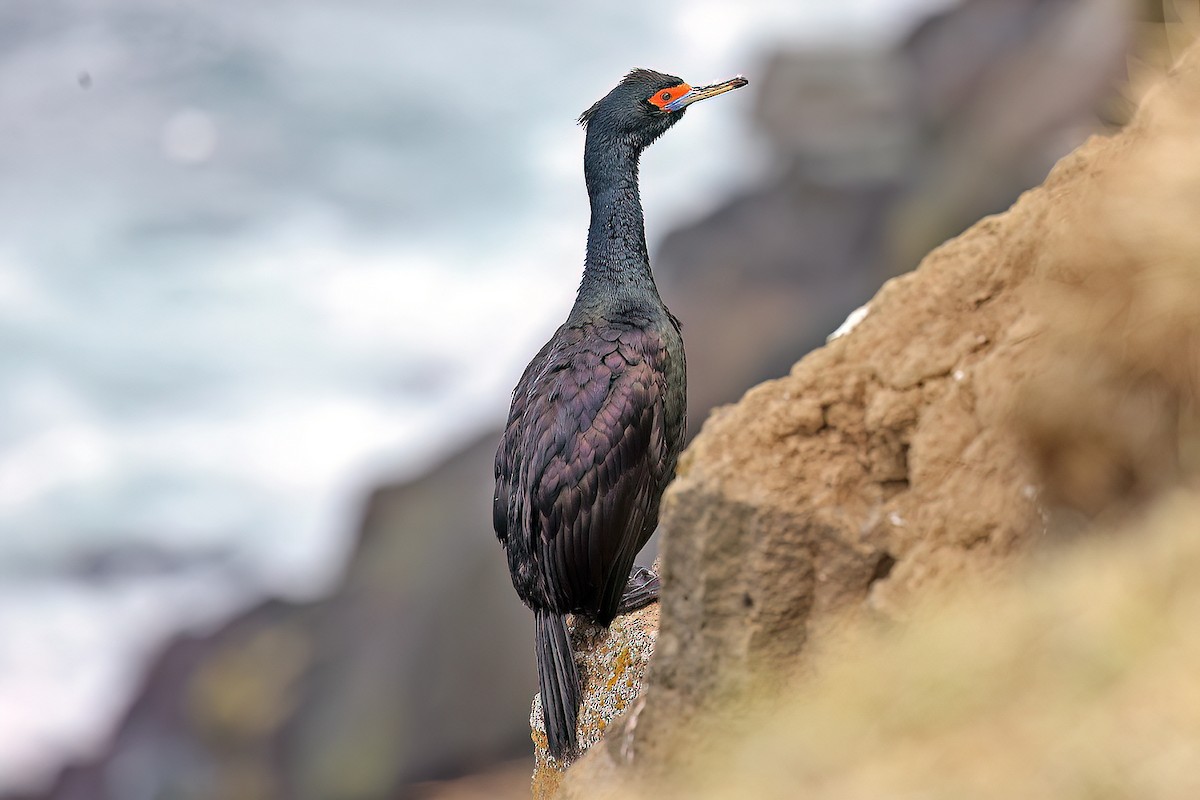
[649,83,693,110]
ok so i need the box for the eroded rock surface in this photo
[603,137,1054,780]
[554,29,1200,800]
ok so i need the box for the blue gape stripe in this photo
[663,90,695,112]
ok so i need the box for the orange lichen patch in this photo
[649,83,691,109]
[606,647,633,691]
[532,762,565,800]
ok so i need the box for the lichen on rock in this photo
[531,600,659,799]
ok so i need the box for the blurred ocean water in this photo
[0,0,950,789]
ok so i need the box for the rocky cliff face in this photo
[14,5,1164,799]
[543,36,1200,799]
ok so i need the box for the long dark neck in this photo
[574,135,662,313]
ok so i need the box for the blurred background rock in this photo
[661,0,1134,426]
[2,1,1188,798]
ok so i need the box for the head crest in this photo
[577,100,601,127]
[578,68,679,127]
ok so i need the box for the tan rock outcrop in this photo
[578,112,1055,791]
[611,490,1200,799]
[549,34,1200,800]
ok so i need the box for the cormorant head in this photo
[578,68,748,152]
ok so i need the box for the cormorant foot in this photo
[616,565,660,614]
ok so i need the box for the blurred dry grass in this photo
[651,490,1200,800]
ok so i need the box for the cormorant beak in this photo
[663,76,749,112]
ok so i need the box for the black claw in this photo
[617,565,660,614]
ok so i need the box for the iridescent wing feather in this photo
[494,319,670,623]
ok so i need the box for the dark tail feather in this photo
[535,609,579,759]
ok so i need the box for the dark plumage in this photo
[493,68,747,759]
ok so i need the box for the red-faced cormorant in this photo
[493,68,748,759]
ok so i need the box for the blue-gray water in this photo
[0,0,949,789]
